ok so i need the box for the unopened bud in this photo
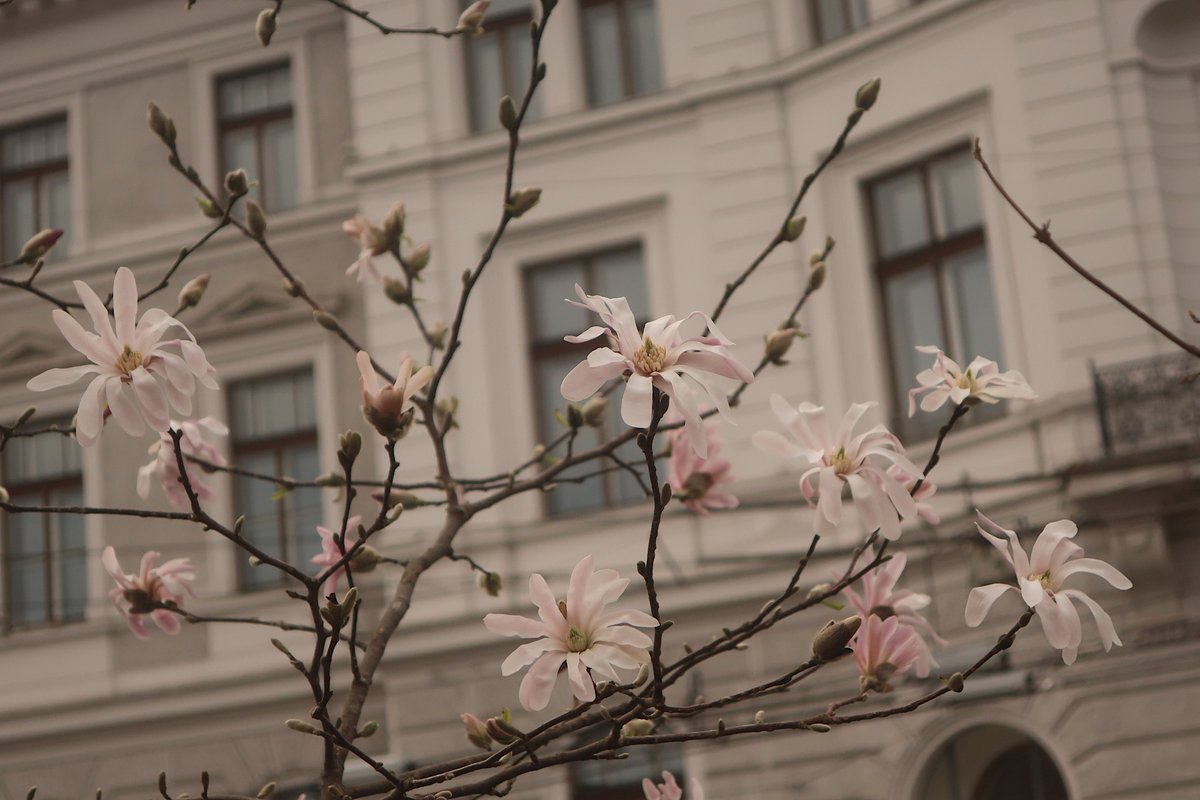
[456,0,490,36]
[407,243,431,273]
[855,77,881,112]
[566,403,584,429]
[811,616,862,661]
[286,719,321,735]
[313,310,340,331]
[428,322,448,351]
[809,249,824,267]
[633,663,651,687]
[177,274,210,312]
[435,396,459,431]
[764,327,799,366]
[195,196,222,219]
[256,782,276,799]
[282,277,304,297]
[477,571,503,597]
[809,723,832,733]
[358,721,380,738]
[754,710,766,724]
[338,430,362,464]
[18,229,64,263]
[621,719,655,738]
[485,713,521,745]
[314,472,345,488]
[580,395,608,427]
[381,201,406,248]
[680,471,713,500]
[783,215,806,242]
[0,486,8,503]
[224,169,250,197]
[256,8,277,47]
[807,261,826,292]
[506,187,541,218]
[947,672,965,693]
[245,200,267,237]
[351,545,384,574]
[383,277,412,305]
[498,95,518,132]
[146,101,176,147]
[462,713,492,750]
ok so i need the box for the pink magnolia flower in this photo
[884,464,939,525]
[102,546,196,640]
[312,515,363,596]
[643,772,703,800]
[26,267,217,447]
[356,350,434,438]
[136,417,228,510]
[850,614,925,692]
[667,423,738,515]
[753,396,922,539]
[908,346,1035,417]
[842,549,942,677]
[966,512,1131,665]
[560,285,754,459]
[342,214,388,283]
[483,555,657,712]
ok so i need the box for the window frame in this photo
[864,143,992,436]
[579,0,661,106]
[462,4,537,133]
[227,368,320,592]
[214,60,296,212]
[0,114,70,263]
[522,242,648,517]
[808,0,869,45]
[0,427,85,632]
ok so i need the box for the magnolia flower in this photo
[356,351,434,439]
[843,550,942,677]
[753,396,922,539]
[342,214,388,283]
[483,555,657,711]
[136,417,228,510]
[667,423,737,515]
[966,513,1131,665]
[885,464,939,525]
[312,515,363,596]
[908,346,1035,417]
[850,614,925,693]
[456,0,491,36]
[102,546,195,640]
[560,285,754,459]
[27,267,217,447]
[643,772,703,800]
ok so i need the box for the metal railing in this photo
[1092,352,1200,456]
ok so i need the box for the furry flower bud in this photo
[177,274,210,312]
[505,187,541,218]
[812,616,862,661]
[855,77,881,111]
[256,8,277,47]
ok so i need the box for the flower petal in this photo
[1055,557,1132,590]
[965,583,1014,627]
[518,651,566,712]
[621,374,654,429]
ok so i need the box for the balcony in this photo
[1092,352,1200,456]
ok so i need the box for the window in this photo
[1,116,69,262]
[524,246,650,516]
[581,0,663,106]
[571,740,683,800]
[463,0,542,133]
[1,425,86,630]
[916,725,1068,800]
[810,0,869,44]
[229,370,323,591]
[216,62,297,212]
[866,147,1003,437]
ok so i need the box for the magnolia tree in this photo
[7,2,1199,799]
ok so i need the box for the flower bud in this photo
[505,187,541,218]
[855,77,881,112]
[462,713,493,750]
[256,8,277,47]
[783,215,806,242]
[338,430,362,465]
[383,277,412,305]
[435,397,459,431]
[224,169,250,197]
[245,200,267,237]
[286,719,321,735]
[195,196,222,219]
[407,243,431,274]
[358,721,380,738]
[381,201,406,248]
[18,228,64,263]
[176,274,210,312]
[566,403,584,429]
[680,471,714,500]
[754,710,766,724]
[946,672,965,693]
[809,723,832,733]
[581,395,608,427]
[811,616,861,661]
[456,0,491,36]
[764,327,799,366]
[146,101,176,147]
[809,249,824,267]
[257,782,276,799]
[313,310,340,331]
[477,570,503,597]
[485,709,521,745]
[351,545,384,574]
[498,95,518,132]
[807,261,826,292]
[621,719,655,738]
[428,322,449,351]
[0,485,8,503]
[282,277,304,297]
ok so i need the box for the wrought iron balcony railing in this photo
[1092,352,1200,456]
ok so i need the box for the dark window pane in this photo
[467,34,506,133]
[56,486,88,621]
[627,0,663,95]
[946,247,1003,362]
[2,178,34,262]
[584,2,625,106]
[931,151,983,237]
[530,261,590,340]
[263,119,297,211]
[872,169,931,259]
[884,264,943,436]
[536,354,607,515]
[592,247,649,321]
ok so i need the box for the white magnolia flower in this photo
[965,512,1131,664]
[753,396,922,539]
[483,555,657,711]
[27,267,217,446]
[560,285,754,459]
[908,345,1035,417]
[137,417,228,510]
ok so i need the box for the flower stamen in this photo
[632,337,667,375]
[116,345,144,376]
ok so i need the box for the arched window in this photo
[915,724,1068,800]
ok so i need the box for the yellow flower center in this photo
[829,447,854,475]
[116,345,144,376]
[1028,571,1055,592]
[954,369,979,393]
[566,625,591,653]
[632,337,667,375]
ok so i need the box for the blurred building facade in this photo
[1,0,1199,798]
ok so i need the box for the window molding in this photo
[188,37,316,214]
